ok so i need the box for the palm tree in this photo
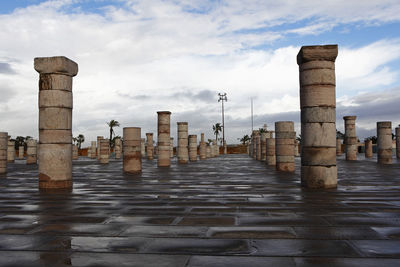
[72,137,78,145]
[107,120,120,147]
[336,130,345,139]
[15,136,25,150]
[76,134,85,149]
[238,134,250,145]
[258,128,266,134]
[212,123,222,145]
[207,139,213,145]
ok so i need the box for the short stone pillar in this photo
[344,116,357,161]
[18,146,24,159]
[199,133,206,160]
[294,139,300,157]
[189,135,197,162]
[266,137,276,166]
[275,121,295,172]
[377,121,392,164]
[298,44,338,188]
[141,138,146,158]
[123,127,141,173]
[365,139,373,158]
[90,141,97,159]
[146,133,154,160]
[157,111,171,167]
[261,132,267,161]
[206,144,211,158]
[396,127,400,159]
[99,139,110,164]
[7,140,15,163]
[336,138,342,156]
[0,132,7,174]
[170,137,174,158]
[177,122,189,163]
[114,138,122,159]
[256,133,261,161]
[97,136,103,160]
[35,56,78,190]
[212,139,217,157]
[72,145,79,160]
[26,139,38,164]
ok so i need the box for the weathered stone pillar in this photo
[72,145,78,160]
[336,138,342,156]
[177,122,189,163]
[377,121,392,164]
[114,138,122,159]
[123,127,141,173]
[256,133,261,160]
[7,139,15,163]
[266,137,276,166]
[18,146,24,159]
[141,138,146,158]
[99,139,109,164]
[275,121,295,172]
[365,139,373,158]
[206,144,211,158]
[212,139,217,157]
[189,135,197,162]
[261,132,267,161]
[294,139,300,157]
[35,56,78,190]
[97,136,103,160]
[26,139,38,164]
[0,132,7,174]
[157,111,171,167]
[146,133,154,160]
[170,137,174,158]
[344,116,357,161]
[199,133,206,160]
[298,45,338,188]
[396,127,400,159]
[90,141,97,159]
[252,130,258,159]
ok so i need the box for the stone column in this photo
[35,56,78,190]
[18,146,24,159]
[99,139,109,164]
[177,122,189,163]
[189,135,197,162]
[266,137,276,166]
[344,116,357,161]
[115,138,122,159]
[0,132,7,174]
[157,111,171,167]
[170,137,174,158]
[212,139,217,157]
[365,139,373,158]
[97,136,103,160]
[141,138,146,158]
[275,121,295,172]
[252,130,258,159]
[26,139,38,164]
[72,145,78,160]
[7,140,15,163]
[336,138,342,156]
[146,133,154,160]
[298,45,338,188]
[256,134,261,160]
[199,133,206,160]
[123,127,141,173]
[90,141,97,159]
[261,132,267,161]
[396,127,400,159]
[377,121,392,164]
[206,144,211,158]
[294,139,300,157]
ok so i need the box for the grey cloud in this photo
[0,85,17,103]
[0,62,16,74]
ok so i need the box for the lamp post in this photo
[218,93,227,154]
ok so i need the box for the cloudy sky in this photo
[0,0,399,146]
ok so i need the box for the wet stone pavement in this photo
[0,154,400,266]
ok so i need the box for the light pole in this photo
[218,93,227,154]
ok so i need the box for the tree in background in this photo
[76,134,85,149]
[107,120,120,147]
[212,123,222,145]
[238,134,251,145]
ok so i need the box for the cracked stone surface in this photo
[0,154,400,266]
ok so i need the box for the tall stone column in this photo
[157,111,171,167]
[199,133,206,160]
[261,132,267,161]
[266,137,276,166]
[377,121,392,164]
[170,137,174,158]
[7,139,15,163]
[252,130,258,159]
[298,45,338,188]
[344,116,357,161]
[115,138,122,159]
[123,127,141,173]
[336,138,342,156]
[256,133,261,160]
[90,141,97,159]
[97,136,103,160]
[177,122,189,163]
[146,133,154,160]
[365,139,373,158]
[35,56,78,190]
[18,146,24,159]
[141,138,146,158]
[189,135,198,162]
[275,121,295,172]
[26,139,38,164]
[0,132,7,174]
[72,145,78,160]
[206,144,211,158]
[396,127,400,159]
[99,139,109,164]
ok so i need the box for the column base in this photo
[276,162,295,172]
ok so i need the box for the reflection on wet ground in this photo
[0,154,400,266]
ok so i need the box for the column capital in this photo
[34,56,78,76]
[297,45,338,65]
